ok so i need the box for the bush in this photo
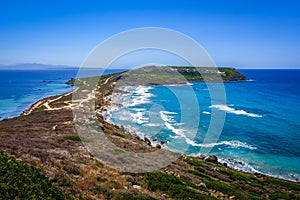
[144,172,216,200]
[65,135,91,142]
[0,151,73,199]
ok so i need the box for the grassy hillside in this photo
[0,151,74,200]
[68,66,247,87]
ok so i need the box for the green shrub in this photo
[264,177,300,191]
[51,177,75,187]
[113,132,126,138]
[188,170,213,180]
[183,158,202,166]
[0,151,73,199]
[269,191,299,200]
[65,135,91,142]
[95,185,113,199]
[144,172,216,200]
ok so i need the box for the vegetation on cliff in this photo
[0,151,73,200]
[98,66,247,86]
[1,67,299,199]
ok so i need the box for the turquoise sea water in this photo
[109,70,300,181]
[0,69,76,119]
[0,69,122,119]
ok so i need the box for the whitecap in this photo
[217,157,261,174]
[128,86,154,107]
[130,111,149,124]
[144,123,162,127]
[210,104,262,118]
[186,140,256,150]
[202,111,211,115]
[159,111,177,123]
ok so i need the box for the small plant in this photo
[144,172,216,199]
[65,135,91,142]
[51,177,75,187]
[113,132,126,138]
[95,185,113,199]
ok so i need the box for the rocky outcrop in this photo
[205,155,218,163]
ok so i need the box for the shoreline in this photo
[2,69,298,182]
[1,67,300,199]
[95,73,299,182]
[13,70,298,182]
[22,87,78,116]
[97,82,300,183]
[0,82,75,121]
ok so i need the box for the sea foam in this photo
[210,104,263,118]
[128,86,154,107]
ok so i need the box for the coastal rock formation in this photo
[205,155,218,163]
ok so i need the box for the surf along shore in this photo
[0,66,299,199]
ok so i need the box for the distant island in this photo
[0,66,299,200]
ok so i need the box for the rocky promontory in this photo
[0,66,299,200]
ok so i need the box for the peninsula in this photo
[0,67,299,200]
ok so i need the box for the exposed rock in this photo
[205,155,218,163]
[144,137,151,146]
[52,125,57,131]
[197,182,206,188]
[155,144,161,149]
[133,185,142,190]
[199,154,206,160]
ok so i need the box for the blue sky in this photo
[0,0,299,68]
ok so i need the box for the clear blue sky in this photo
[0,0,299,68]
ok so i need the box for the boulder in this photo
[133,185,142,190]
[205,155,218,163]
[144,137,151,146]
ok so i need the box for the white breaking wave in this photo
[159,111,186,137]
[159,111,177,123]
[128,86,154,107]
[210,104,262,118]
[159,110,254,151]
[215,157,261,174]
[144,123,162,127]
[130,111,149,125]
[202,111,211,115]
[186,140,256,150]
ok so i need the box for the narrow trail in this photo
[25,76,111,114]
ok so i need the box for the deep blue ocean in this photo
[109,69,300,181]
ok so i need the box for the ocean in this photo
[108,69,300,181]
[0,68,123,119]
[1,68,299,181]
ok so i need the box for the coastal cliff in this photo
[0,67,299,200]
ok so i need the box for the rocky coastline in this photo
[0,67,299,199]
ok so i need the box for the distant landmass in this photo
[0,63,79,70]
